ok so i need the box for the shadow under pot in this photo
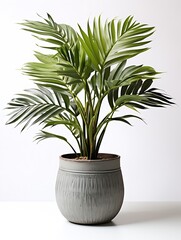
[55,153,124,225]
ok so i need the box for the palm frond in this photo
[6,86,74,131]
[108,114,144,126]
[21,13,78,49]
[20,15,89,115]
[35,130,77,154]
[78,16,154,70]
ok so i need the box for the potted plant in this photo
[6,14,173,224]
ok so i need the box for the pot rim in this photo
[60,153,120,162]
[59,153,121,172]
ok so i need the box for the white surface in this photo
[0,0,181,201]
[0,202,180,240]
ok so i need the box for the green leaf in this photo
[95,127,106,156]
[110,118,132,125]
[45,119,79,128]
[126,81,137,94]
[35,130,77,154]
[78,26,100,71]
[110,114,144,122]
[132,80,143,94]
[32,106,62,125]
[108,90,114,109]
[21,14,78,48]
[121,85,128,95]
[126,102,147,109]
[139,79,153,94]
[115,95,146,107]
[121,16,133,34]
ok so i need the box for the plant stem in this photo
[95,111,114,156]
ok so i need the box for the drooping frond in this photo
[35,130,77,154]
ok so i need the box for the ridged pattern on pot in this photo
[55,168,124,224]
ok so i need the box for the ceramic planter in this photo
[55,153,124,225]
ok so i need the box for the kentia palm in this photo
[6,14,173,224]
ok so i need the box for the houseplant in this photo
[6,14,173,224]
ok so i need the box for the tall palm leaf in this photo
[78,16,154,70]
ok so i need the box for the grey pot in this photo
[55,153,124,225]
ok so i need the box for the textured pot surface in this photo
[55,153,124,225]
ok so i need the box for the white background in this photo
[1,202,181,240]
[0,0,181,201]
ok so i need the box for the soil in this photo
[61,153,118,161]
